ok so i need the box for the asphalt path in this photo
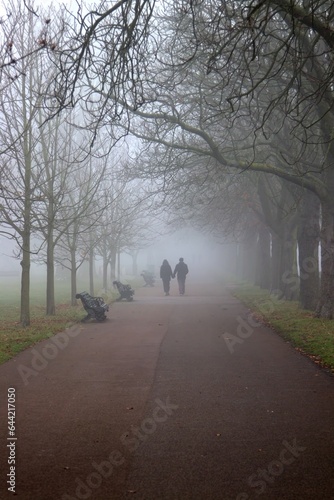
[0,281,334,500]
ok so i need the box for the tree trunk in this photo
[117,250,121,280]
[279,222,298,301]
[20,230,30,327]
[297,191,320,310]
[20,127,31,327]
[70,249,77,306]
[102,249,108,290]
[46,231,55,315]
[271,233,282,293]
[89,244,95,296]
[315,196,334,318]
[255,225,271,289]
[241,227,258,283]
[110,248,117,282]
[131,250,139,276]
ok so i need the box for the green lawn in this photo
[0,277,117,365]
[231,283,334,373]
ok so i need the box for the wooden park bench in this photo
[112,281,135,301]
[75,292,109,322]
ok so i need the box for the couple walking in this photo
[160,258,189,296]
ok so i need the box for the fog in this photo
[0,237,48,278]
[0,228,237,291]
[0,237,20,276]
[125,228,237,284]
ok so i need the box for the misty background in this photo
[0,0,334,325]
[0,228,236,284]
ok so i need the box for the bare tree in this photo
[53,151,109,305]
[0,0,56,94]
[42,0,155,128]
[105,1,334,316]
[3,1,332,315]
[0,1,55,325]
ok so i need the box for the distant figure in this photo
[160,259,173,296]
[173,258,189,295]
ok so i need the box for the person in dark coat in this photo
[173,257,189,295]
[160,259,173,296]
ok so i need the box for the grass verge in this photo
[0,305,85,365]
[0,277,120,365]
[230,283,334,373]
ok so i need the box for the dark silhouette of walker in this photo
[173,258,189,295]
[160,259,173,296]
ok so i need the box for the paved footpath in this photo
[0,282,334,500]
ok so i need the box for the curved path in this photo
[0,282,333,499]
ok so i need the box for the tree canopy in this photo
[2,0,334,317]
